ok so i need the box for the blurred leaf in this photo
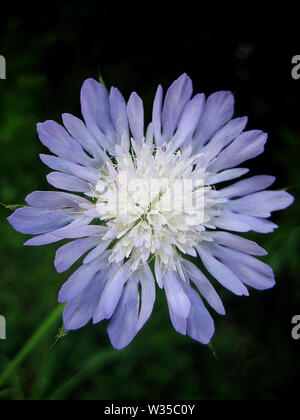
[0,202,25,210]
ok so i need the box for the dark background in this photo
[0,3,299,400]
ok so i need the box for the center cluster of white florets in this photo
[92,141,223,272]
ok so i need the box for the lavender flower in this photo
[8,74,293,349]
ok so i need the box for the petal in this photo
[197,246,249,296]
[207,231,267,256]
[137,264,156,331]
[95,264,131,320]
[218,175,276,198]
[154,258,163,289]
[62,113,105,160]
[83,240,112,264]
[55,237,101,273]
[80,78,115,149]
[208,130,267,172]
[37,120,93,166]
[214,246,275,290]
[152,85,163,146]
[215,209,279,233]
[145,122,154,146]
[163,270,191,319]
[168,94,205,153]
[193,91,234,147]
[182,282,215,345]
[40,155,99,185]
[7,207,77,235]
[182,259,225,315]
[237,215,278,233]
[227,190,294,217]
[167,305,187,335]
[25,191,92,210]
[206,168,249,185]
[63,274,105,330]
[161,74,193,142]
[24,232,64,246]
[107,279,139,350]
[197,116,248,158]
[23,217,94,246]
[58,257,107,303]
[53,224,106,239]
[213,209,252,232]
[46,172,91,193]
[127,92,144,142]
[109,87,130,147]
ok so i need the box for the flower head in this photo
[8,74,293,349]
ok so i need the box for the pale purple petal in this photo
[197,246,249,296]
[58,257,107,303]
[127,92,144,142]
[37,120,93,166]
[63,274,105,330]
[24,232,64,246]
[163,270,191,319]
[214,207,279,233]
[62,113,105,161]
[236,215,278,233]
[213,207,278,233]
[161,74,193,142]
[109,87,130,147]
[80,78,115,149]
[47,172,91,193]
[53,224,106,239]
[96,265,131,320]
[196,117,248,157]
[193,91,234,147]
[40,155,99,185]
[7,207,77,235]
[25,190,92,210]
[137,264,156,331]
[207,231,267,256]
[55,237,101,273]
[208,130,267,172]
[214,246,275,290]
[227,190,294,217]
[213,209,252,232]
[145,122,154,146]
[154,258,164,289]
[107,279,139,350]
[83,240,112,264]
[168,94,205,152]
[23,218,93,246]
[182,282,215,345]
[167,305,187,335]
[206,168,249,185]
[152,85,163,146]
[218,175,275,198]
[182,259,225,315]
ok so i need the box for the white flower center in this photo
[92,140,223,272]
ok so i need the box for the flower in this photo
[8,74,293,349]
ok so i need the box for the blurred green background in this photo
[0,4,299,400]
